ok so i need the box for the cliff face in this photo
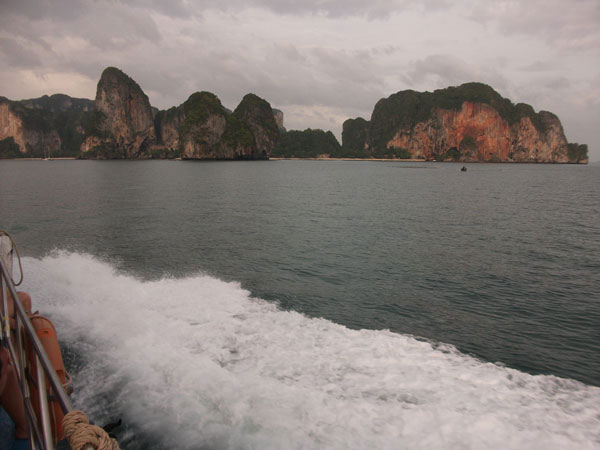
[343,83,587,163]
[273,129,341,158]
[383,102,568,162]
[155,92,278,160]
[178,91,228,159]
[0,102,27,153]
[228,94,279,159]
[2,75,585,163]
[273,109,285,131]
[81,67,157,158]
[0,98,67,158]
[1,68,279,160]
[341,117,370,158]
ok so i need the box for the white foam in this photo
[21,253,600,449]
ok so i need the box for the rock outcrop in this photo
[81,67,157,158]
[0,95,92,158]
[155,92,278,160]
[273,109,285,131]
[155,91,228,159]
[0,101,29,156]
[227,94,279,159]
[273,129,341,158]
[342,83,587,163]
[76,67,279,160]
[0,74,586,163]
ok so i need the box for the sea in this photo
[0,160,599,449]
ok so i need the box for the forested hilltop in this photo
[1,67,279,160]
[339,83,587,163]
[0,73,588,163]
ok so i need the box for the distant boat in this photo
[461,166,467,172]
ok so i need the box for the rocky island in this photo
[273,83,587,163]
[0,69,588,163]
[340,83,588,163]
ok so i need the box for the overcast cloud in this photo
[0,0,598,160]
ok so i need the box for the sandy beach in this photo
[269,157,426,162]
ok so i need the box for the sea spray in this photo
[21,253,600,450]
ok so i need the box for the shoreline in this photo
[269,157,589,164]
[0,157,589,164]
[0,157,78,161]
[269,157,427,162]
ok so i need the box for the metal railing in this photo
[0,234,74,450]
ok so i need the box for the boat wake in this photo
[21,252,600,449]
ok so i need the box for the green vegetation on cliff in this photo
[221,113,255,150]
[79,143,123,159]
[82,109,106,137]
[234,94,279,138]
[341,118,369,157]
[2,71,587,162]
[98,67,147,99]
[227,93,279,158]
[159,91,277,159]
[182,91,227,135]
[273,129,341,158]
[567,143,588,162]
[1,95,93,157]
[368,82,553,153]
[0,137,22,158]
[7,100,55,133]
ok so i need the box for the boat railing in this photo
[0,234,97,450]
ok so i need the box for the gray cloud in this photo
[1,1,161,52]
[0,0,91,21]
[402,54,508,92]
[468,0,600,52]
[518,61,558,73]
[0,0,598,159]
[544,77,571,91]
[0,37,41,68]
[0,0,426,21]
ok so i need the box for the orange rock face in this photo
[0,103,26,151]
[0,102,62,157]
[180,114,228,159]
[81,67,157,158]
[385,102,569,162]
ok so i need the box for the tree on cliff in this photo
[341,82,587,163]
[273,129,341,158]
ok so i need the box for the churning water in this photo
[1,160,599,449]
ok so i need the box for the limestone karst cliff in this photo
[0,67,279,160]
[82,67,279,160]
[154,91,227,159]
[0,95,92,158]
[0,75,587,163]
[228,94,279,159]
[81,67,157,158]
[272,129,342,158]
[154,92,278,160]
[272,109,285,131]
[342,83,588,163]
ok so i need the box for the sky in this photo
[0,0,598,160]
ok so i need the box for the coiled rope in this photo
[63,411,121,450]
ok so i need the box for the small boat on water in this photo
[0,232,121,450]
[461,166,467,172]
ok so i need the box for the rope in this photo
[63,411,121,450]
[0,230,24,286]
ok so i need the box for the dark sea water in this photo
[1,160,599,449]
